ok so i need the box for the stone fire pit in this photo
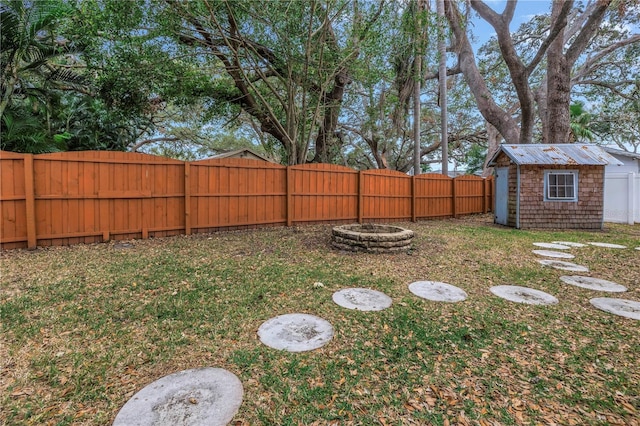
[332,224,414,253]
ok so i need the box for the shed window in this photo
[544,170,578,201]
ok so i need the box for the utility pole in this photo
[437,0,448,176]
[413,0,424,176]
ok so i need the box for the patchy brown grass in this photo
[1,215,639,425]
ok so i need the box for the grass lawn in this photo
[1,215,639,425]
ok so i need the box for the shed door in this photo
[495,167,509,225]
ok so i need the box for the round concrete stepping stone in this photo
[408,281,468,303]
[490,285,558,305]
[590,298,640,320]
[533,242,571,250]
[113,368,243,426]
[552,241,587,248]
[589,242,627,249]
[560,276,627,292]
[532,250,575,259]
[635,247,640,251]
[258,313,333,352]
[537,259,589,272]
[332,288,392,311]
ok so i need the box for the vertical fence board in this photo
[184,163,191,234]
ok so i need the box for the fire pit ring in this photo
[332,224,414,253]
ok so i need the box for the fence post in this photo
[184,162,191,235]
[452,177,457,218]
[358,170,364,224]
[24,154,37,249]
[411,175,417,222]
[627,172,635,225]
[286,166,293,226]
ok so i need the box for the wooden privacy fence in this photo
[0,150,494,249]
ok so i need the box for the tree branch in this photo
[130,136,181,152]
[572,80,638,99]
[424,65,461,80]
[566,0,612,65]
[573,34,640,79]
[526,0,573,74]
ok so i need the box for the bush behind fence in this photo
[0,151,494,249]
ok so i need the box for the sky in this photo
[469,0,554,47]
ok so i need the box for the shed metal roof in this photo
[488,144,623,166]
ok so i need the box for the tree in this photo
[148,0,389,165]
[0,0,88,152]
[444,0,639,146]
[0,0,86,116]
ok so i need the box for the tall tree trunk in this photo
[545,0,572,143]
[482,122,501,177]
[543,0,611,143]
[312,70,350,163]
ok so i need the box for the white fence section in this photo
[604,172,640,224]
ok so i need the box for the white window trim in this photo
[544,169,579,202]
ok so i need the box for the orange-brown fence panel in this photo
[361,169,413,222]
[289,164,358,224]
[454,175,486,216]
[0,151,29,249]
[30,151,186,247]
[414,173,454,219]
[189,158,287,232]
[1,150,494,249]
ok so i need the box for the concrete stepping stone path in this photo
[532,250,575,259]
[408,281,468,302]
[533,242,571,250]
[490,285,558,305]
[332,288,392,311]
[590,298,640,320]
[113,368,243,426]
[537,259,589,272]
[589,242,627,249]
[258,313,334,352]
[560,276,627,292]
[552,241,587,248]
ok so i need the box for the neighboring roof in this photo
[488,144,623,166]
[603,146,640,160]
[209,148,275,162]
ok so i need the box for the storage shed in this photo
[488,144,623,229]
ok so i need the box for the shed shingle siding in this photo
[518,165,604,229]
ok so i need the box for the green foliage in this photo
[0,0,85,152]
[2,0,637,164]
[1,105,53,153]
[464,143,487,175]
[569,102,595,142]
